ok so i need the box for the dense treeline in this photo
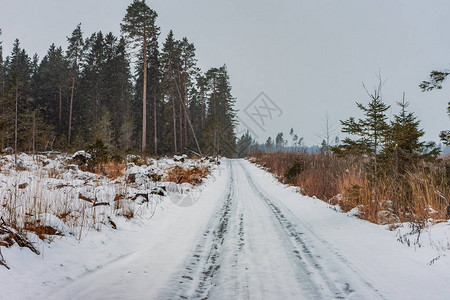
[0,1,236,157]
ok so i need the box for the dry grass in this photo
[0,153,212,252]
[100,161,125,180]
[165,165,210,185]
[251,151,450,224]
[0,161,135,246]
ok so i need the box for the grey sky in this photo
[1,0,449,145]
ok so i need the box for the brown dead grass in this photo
[165,165,210,185]
[251,151,450,224]
[99,162,125,179]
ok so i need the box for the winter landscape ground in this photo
[1,157,450,299]
[1,1,450,299]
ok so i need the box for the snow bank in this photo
[0,152,215,270]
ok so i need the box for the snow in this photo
[1,158,450,299]
[245,159,450,299]
[37,213,72,237]
[72,150,91,160]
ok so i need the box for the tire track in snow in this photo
[239,161,386,300]
[169,160,247,299]
[230,211,250,299]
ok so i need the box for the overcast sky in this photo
[1,0,449,145]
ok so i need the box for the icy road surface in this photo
[4,159,450,299]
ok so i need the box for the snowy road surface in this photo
[3,159,450,299]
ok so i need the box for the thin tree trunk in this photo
[58,86,62,128]
[14,79,18,165]
[142,35,147,156]
[172,94,177,153]
[68,77,75,144]
[184,63,188,147]
[374,153,378,219]
[374,133,378,222]
[179,101,183,150]
[213,77,217,155]
[177,65,183,150]
[154,92,157,155]
[201,88,205,129]
[32,111,36,156]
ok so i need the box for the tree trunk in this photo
[179,101,183,150]
[213,77,217,155]
[32,111,36,156]
[68,76,75,144]
[177,65,183,151]
[374,133,378,222]
[154,92,157,155]
[142,35,147,156]
[172,94,177,153]
[14,79,18,165]
[58,86,62,128]
[184,63,188,148]
[201,88,205,129]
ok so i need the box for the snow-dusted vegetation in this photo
[0,152,213,268]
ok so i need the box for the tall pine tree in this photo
[66,24,84,145]
[121,0,159,155]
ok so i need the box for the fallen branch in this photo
[0,225,40,255]
[93,201,110,207]
[0,248,9,270]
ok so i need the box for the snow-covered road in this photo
[4,159,450,299]
[162,160,382,299]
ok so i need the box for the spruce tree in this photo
[82,32,105,126]
[275,132,285,150]
[236,131,253,157]
[203,65,236,156]
[35,44,69,133]
[265,136,274,151]
[77,31,107,141]
[5,40,33,155]
[382,94,440,175]
[102,34,133,149]
[160,30,180,153]
[332,82,390,211]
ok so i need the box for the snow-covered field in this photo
[1,158,450,299]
